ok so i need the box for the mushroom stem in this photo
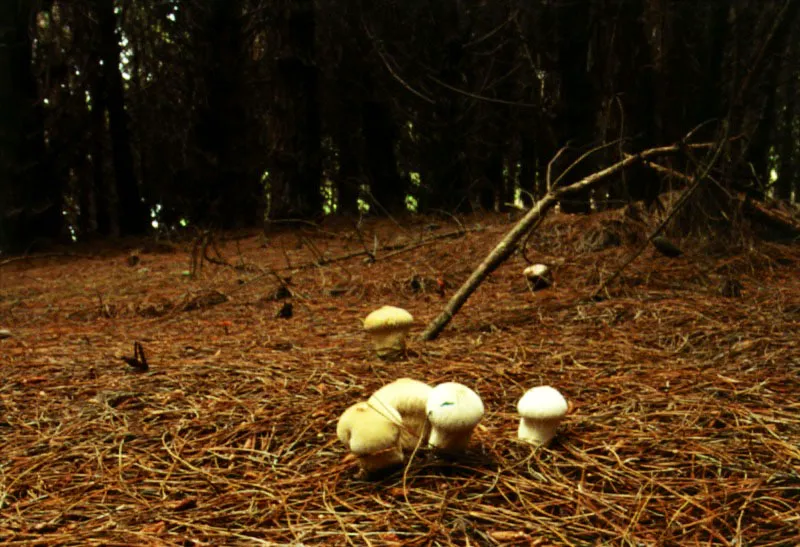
[356,445,405,473]
[368,329,409,357]
[428,426,474,453]
[516,385,568,447]
[425,382,484,454]
[518,417,560,446]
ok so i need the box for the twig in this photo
[590,128,729,300]
[420,140,719,341]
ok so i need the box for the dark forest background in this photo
[1,0,799,253]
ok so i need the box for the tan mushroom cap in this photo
[336,401,402,455]
[363,306,414,332]
[369,378,433,451]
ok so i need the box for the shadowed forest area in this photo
[1,1,799,546]
[1,0,800,250]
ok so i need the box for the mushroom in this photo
[523,264,552,291]
[336,401,405,474]
[368,378,433,451]
[363,306,414,358]
[425,382,484,453]
[516,386,568,446]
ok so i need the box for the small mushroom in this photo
[336,401,404,475]
[363,306,414,359]
[517,386,568,446]
[651,236,683,258]
[523,264,552,291]
[369,378,433,451]
[426,382,484,453]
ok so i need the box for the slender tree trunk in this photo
[334,132,362,215]
[363,100,405,213]
[88,61,113,236]
[775,53,796,201]
[189,0,262,228]
[0,0,62,252]
[553,1,595,214]
[330,74,362,215]
[518,127,538,207]
[614,0,660,206]
[268,0,322,220]
[92,0,146,235]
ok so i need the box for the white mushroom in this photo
[336,401,404,474]
[363,306,414,358]
[425,382,484,453]
[524,264,552,291]
[368,378,433,451]
[517,386,568,446]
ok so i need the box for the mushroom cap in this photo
[523,264,550,279]
[363,306,414,333]
[368,378,432,416]
[336,401,402,455]
[426,382,484,430]
[517,386,568,419]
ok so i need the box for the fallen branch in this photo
[420,141,716,341]
[589,136,728,299]
[276,227,476,272]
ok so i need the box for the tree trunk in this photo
[268,0,323,220]
[330,78,362,215]
[334,132,362,215]
[612,0,660,206]
[0,0,63,252]
[553,1,596,214]
[775,49,796,201]
[518,127,538,208]
[363,100,406,213]
[92,0,146,235]
[189,0,262,228]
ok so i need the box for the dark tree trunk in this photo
[363,100,406,213]
[612,0,660,206]
[0,0,63,252]
[474,148,504,211]
[518,127,538,208]
[330,73,362,215]
[268,0,322,220]
[744,3,797,197]
[418,1,470,213]
[553,1,595,214]
[88,57,113,236]
[190,0,262,228]
[503,155,517,211]
[334,132,362,215]
[92,0,146,235]
[775,50,796,201]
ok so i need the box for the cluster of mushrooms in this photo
[337,303,568,476]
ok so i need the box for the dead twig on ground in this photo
[590,128,729,300]
[421,139,720,341]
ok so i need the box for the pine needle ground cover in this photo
[1,212,798,546]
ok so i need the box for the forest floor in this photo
[0,210,798,546]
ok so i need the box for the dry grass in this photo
[0,211,798,546]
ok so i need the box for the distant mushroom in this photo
[523,264,552,291]
[426,382,484,453]
[363,306,414,359]
[369,378,433,451]
[651,236,683,258]
[517,386,568,446]
[336,401,404,475]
